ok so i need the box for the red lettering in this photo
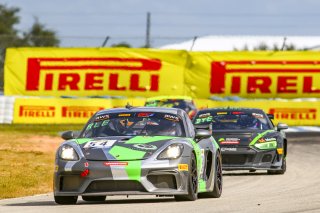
[62,106,103,118]
[85,73,103,90]
[29,111,35,117]
[231,76,241,93]
[303,76,320,93]
[109,74,126,90]
[45,73,53,90]
[26,58,41,90]
[211,62,226,93]
[269,108,316,120]
[19,106,24,116]
[210,61,320,96]
[26,58,161,91]
[247,77,271,93]
[277,76,297,93]
[19,106,55,117]
[150,75,159,91]
[58,73,80,90]
[130,74,146,91]
[290,113,297,119]
[129,74,159,91]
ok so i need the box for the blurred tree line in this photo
[0,4,59,91]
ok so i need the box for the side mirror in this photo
[195,129,211,141]
[277,123,288,131]
[267,114,274,120]
[61,131,80,140]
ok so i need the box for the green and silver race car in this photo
[54,106,222,204]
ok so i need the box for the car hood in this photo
[212,130,277,146]
[74,136,180,161]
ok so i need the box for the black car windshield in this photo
[81,112,186,137]
[194,111,271,130]
[145,99,196,113]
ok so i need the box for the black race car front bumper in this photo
[221,146,284,171]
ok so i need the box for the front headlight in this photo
[59,145,79,161]
[157,144,184,160]
[254,140,277,150]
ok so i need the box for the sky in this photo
[2,0,320,48]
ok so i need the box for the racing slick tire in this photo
[54,195,78,205]
[82,196,106,202]
[175,152,198,201]
[268,158,286,175]
[199,154,223,198]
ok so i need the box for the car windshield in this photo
[81,112,186,137]
[194,111,271,130]
[145,99,195,113]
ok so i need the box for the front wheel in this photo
[175,152,198,201]
[54,195,78,205]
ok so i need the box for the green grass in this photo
[0,124,84,136]
[0,124,84,199]
[0,149,53,199]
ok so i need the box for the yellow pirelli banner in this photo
[5,48,188,97]
[13,98,145,124]
[13,97,320,125]
[194,99,320,126]
[187,51,320,98]
[5,48,320,99]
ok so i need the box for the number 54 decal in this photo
[83,140,117,149]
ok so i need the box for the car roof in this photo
[145,96,193,101]
[197,107,266,114]
[96,106,185,116]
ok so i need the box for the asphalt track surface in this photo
[1,132,320,213]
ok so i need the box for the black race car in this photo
[193,108,288,174]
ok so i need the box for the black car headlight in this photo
[157,144,184,160]
[59,145,79,161]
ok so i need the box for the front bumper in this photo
[221,146,284,171]
[54,157,191,196]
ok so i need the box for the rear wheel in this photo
[268,158,286,175]
[54,195,78,205]
[175,152,198,201]
[199,154,223,198]
[82,196,106,202]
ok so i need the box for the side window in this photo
[184,113,195,138]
